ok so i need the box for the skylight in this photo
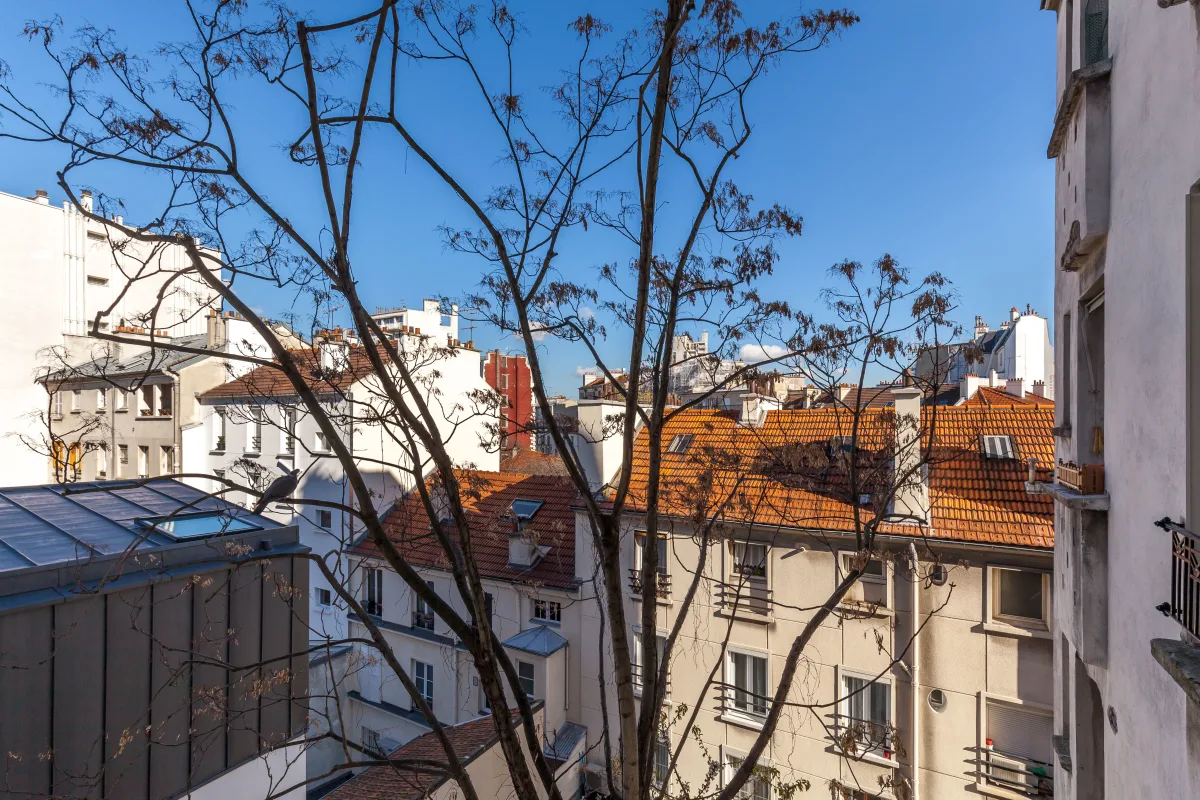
[510,499,544,521]
[666,434,694,455]
[981,435,1017,460]
[138,511,263,541]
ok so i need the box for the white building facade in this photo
[1041,0,1200,797]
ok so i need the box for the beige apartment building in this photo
[331,386,1057,800]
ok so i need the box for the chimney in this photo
[1010,306,1020,322]
[740,393,782,427]
[835,384,854,401]
[974,315,990,339]
[33,189,49,205]
[320,337,349,373]
[80,190,93,213]
[1005,378,1025,398]
[989,369,999,388]
[959,373,984,401]
[890,386,927,523]
[206,312,226,349]
[1030,380,1046,398]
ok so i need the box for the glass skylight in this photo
[510,499,544,520]
[138,511,262,541]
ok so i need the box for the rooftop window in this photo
[666,434,694,455]
[137,511,262,541]
[510,499,544,521]
[981,435,1017,460]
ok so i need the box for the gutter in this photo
[908,542,921,799]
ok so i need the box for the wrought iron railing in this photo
[980,747,1055,797]
[1083,0,1108,67]
[830,713,896,761]
[628,567,671,598]
[718,683,771,720]
[412,610,435,631]
[1156,518,1200,639]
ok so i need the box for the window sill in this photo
[114,409,128,413]
[1151,638,1200,706]
[838,601,894,619]
[243,452,260,458]
[718,712,767,732]
[530,618,562,627]
[836,747,897,769]
[209,450,226,456]
[1025,479,1109,511]
[975,779,1046,800]
[278,452,296,460]
[981,621,1052,641]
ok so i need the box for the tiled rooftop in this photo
[199,348,376,400]
[500,449,570,476]
[622,406,1054,549]
[353,471,580,589]
[963,385,1055,408]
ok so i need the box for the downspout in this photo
[165,363,181,476]
[908,541,921,799]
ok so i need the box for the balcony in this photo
[1153,520,1200,706]
[980,747,1054,798]
[830,713,897,764]
[718,684,771,728]
[631,663,671,695]
[628,568,671,599]
[715,581,773,620]
[1024,459,1109,511]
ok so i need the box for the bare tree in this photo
[0,4,996,800]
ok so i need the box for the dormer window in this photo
[510,499,544,522]
[981,435,1017,460]
[827,435,853,456]
[666,434,693,455]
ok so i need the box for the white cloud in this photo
[575,365,594,377]
[740,343,788,363]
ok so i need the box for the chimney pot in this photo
[33,189,49,205]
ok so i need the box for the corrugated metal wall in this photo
[0,556,309,799]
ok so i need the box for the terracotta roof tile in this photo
[199,347,377,401]
[354,471,580,588]
[623,406,1054,549]
[963,386,1055,408]
[500,450,571,477]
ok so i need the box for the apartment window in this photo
[157,385,172,416]
[361,726,382,755]
[500,373,509,390]
[363,567,383,616]
[317,509,333,529]
[634,532,669,575]
[1082,0,1108,67]
[532,599,561,623]
[983,699,1054,795]
[728,650,769,719]
[52,391,63,418]
[990,567,1050,629]
[139,385,155,416]
[484,592,495,625]
[733,542,768,578]
[283,409,297,454]
[249,409,263,452]
[413,581,436,630]
[96,445,107,479]
[96,389,106,410]
[653,732,671,789]
[213,410,227,451]
[71,389,82,412]
[137,446,149,477]
[666,433,693,454]
[981,434,1017,460]
[160,446,175,475]
[315,430,330,452]
[726,754,770,800]
[517,660,536,699]
[841,673,893,759]
[1061,313,1072,428]
[930,564,948,586]
[633,631,667,694]
[840,552,889,608]
[412,660,434,708]
[115,390,128,411]
[118,444,129,465]
[316,588,332,606]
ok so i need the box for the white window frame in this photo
[157,385,172,417]
[532,598,562,624]
[978,694,1055,796]
[632,629,668,698]
[71,389,82,413]
[96,445,107,479]
[96,389,106,410]
[981,434,1017,460]
[315,429,331,452]
[115,390,128,411]
[837,666,896,764]
[283,409,297,454]
[316,588,332,606]
[160,445,175,476]
[652,729,672,789]
[137,445,149,478]
[517,660,536,699]
[317,509,333,529]
[213,409,227,451]
[838,550,891,610]
[363,566,383,617]
[724,646,770,727]
[986,566,1051,632]
[412,660,434,709]
[722,748,772,800]
[52,391,64,418]
[666,433,693,454]
[139,385,155,417]
[248,408,263,453]
[118,444,129,465]
[731,541,769,580]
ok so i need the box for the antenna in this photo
[466,320,475,343]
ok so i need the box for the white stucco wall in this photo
[186,742,306,800]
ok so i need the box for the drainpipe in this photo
[908,542,921,799]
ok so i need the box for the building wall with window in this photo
[1043,1,1200,798]
[485,350,534,458]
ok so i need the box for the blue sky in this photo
[0,2,1057,396]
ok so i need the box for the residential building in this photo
[577,393,1057,799]
[668,331,742,395]
[371,299,460,341]
[192,334,498,646]
[0,186,223,486]
[534,395,578,456]
[0,479,308,800]
[501,448,571,476]
[40,313,271,485]
[1037,1,1200,798]
[915,307,1055,401]
[485,350,534,458]
[338,472,585,793]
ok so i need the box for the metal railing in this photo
[980,747,1055,797]
[1156,518,1200,639]
[631,663,671,694]
[628,568,671,598]
[412,610,435,631]
[715,583,773,616]
[718,683,771,720]
[830,713,895,761]
[1083,0,1108,67]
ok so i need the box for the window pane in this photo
[846,677,866,722]
[869,681,890,725]
[998,570,1044,620]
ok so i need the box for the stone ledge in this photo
[1151,638,1200,706]
[1025,480,1110,510]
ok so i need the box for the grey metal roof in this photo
[502,624,569,656]
[46,333,215,381]
[543,721,587,762]
[0,480,270,572]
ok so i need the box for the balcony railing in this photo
[718,683,771,721]
[1156,518,1200,639]
[412,610,435,631]
[628,568,671,599]
[830,713,896,762]
[715,582,773,617]
[631,663,671,694]
[980,747,1054,797]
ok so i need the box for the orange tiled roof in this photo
[500,449,570,476]
[325,712,516,800]
[623,405,1054,549]
[963,385,1055,408]
[354,471,580,588]
[199,347,377,401]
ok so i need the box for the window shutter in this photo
[987,702,1053,762]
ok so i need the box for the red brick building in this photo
[484,350,533,458]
